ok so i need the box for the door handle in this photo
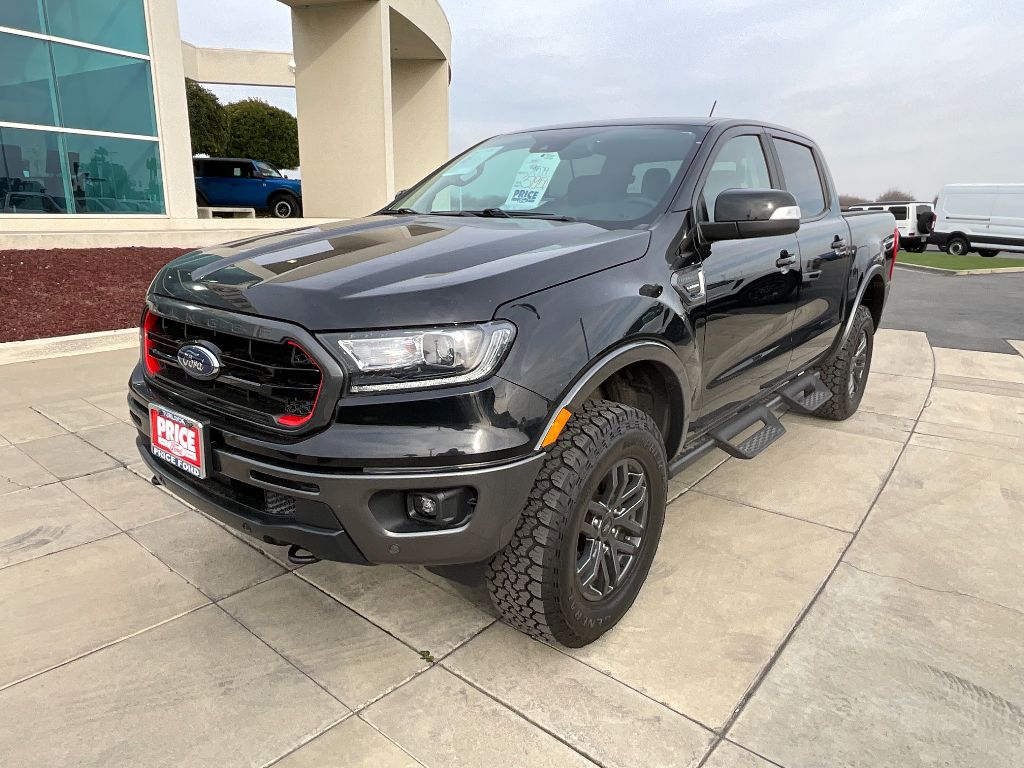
[776,250,797,269]
[832,237,847,255]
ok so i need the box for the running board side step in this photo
[708,405,786,460]
[779,373,833,414]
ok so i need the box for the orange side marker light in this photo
[541,408,572,448]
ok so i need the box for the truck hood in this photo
[150,215,651,330]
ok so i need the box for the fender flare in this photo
[534,340,691,457]
[833,263,886,353]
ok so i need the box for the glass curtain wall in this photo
[0,0,164,214]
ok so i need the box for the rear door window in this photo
[772,138,827,217]
[887,206,909,221]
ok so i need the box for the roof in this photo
[512,117,814,141]
[852,201,933,206]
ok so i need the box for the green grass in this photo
[899,251,1024,271]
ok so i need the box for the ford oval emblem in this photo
[176,344,221,381]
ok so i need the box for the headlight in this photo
[320,321,516,393]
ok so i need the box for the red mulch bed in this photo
[0,248,195,343]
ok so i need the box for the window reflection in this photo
[0,1,45,34]
[0,128,69,213]
[52,43,157,136]
[64,133,164,213]
[0,33,58,127]
[0,127,164,214]
[44,0,150,56]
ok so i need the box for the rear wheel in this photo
[270,193,300,219]
[978,249,1000,257]
[812,305,875,421]
[946,237,970,256]
[487,400,667,647]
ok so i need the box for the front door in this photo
[689,131,801,429]
[768,134,852,370]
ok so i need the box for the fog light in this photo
[406,488,475,528]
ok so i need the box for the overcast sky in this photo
[177,0,1024,200]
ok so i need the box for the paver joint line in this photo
[435,665,606,768]
[842,562,1024,621]
[710,335,937,753]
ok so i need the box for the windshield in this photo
[255,161,283,178]
[392,125,705,226]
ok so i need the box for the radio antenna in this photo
[708,100,718,117]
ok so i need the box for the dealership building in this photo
[0,0,451,247]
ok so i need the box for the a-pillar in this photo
[290,1,394,218]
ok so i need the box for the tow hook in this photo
[287,544,320,566]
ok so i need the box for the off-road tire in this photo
[487,400,667,647]
[947,236,970,256]
[978,249,1000,258]
[813,305,875,421]
[270,193,300,219]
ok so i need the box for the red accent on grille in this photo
[142,309,162,374]
[275,341,323,428]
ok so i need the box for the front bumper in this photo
[130,397,545,566]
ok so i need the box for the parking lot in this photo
[2,327,1023,768]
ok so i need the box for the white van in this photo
[930,183,1024,257]
[845,201,933,252]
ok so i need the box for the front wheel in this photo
[270,193,300,219]
[812,305,875,421]
[487,400,667,647]
[978,249,1000,257]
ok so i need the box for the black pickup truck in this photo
[131,119,897,647]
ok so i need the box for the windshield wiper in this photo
[466,209,576,222]
[379,207,419,215]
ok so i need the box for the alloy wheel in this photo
[576,458,649,602]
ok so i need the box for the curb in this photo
[0,327,138,366]
[896,262,1024,276]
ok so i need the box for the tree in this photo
[224,99,300,169]
[185,79,228,157]
[839,194,871,208]
[876,188,915,202]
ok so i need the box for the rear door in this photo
[197,161,237,206]
[767,132,852,369]
[689,129,801,428]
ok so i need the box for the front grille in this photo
[265,490,297,517]
[145,313,323,429]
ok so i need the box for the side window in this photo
[773,139,827,217]
[700,135,771,222]
[887,205,909,221]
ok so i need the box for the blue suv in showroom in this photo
[194,157,302,218]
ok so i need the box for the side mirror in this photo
[700,189,801,243]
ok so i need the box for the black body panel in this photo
[133,118,894,565]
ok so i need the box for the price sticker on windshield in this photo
[504,152,560,210]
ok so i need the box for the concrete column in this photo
[147,0,197,219]
[291,1,394,218]
[392,59,450,192]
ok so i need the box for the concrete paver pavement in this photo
[1,329,1022,766]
